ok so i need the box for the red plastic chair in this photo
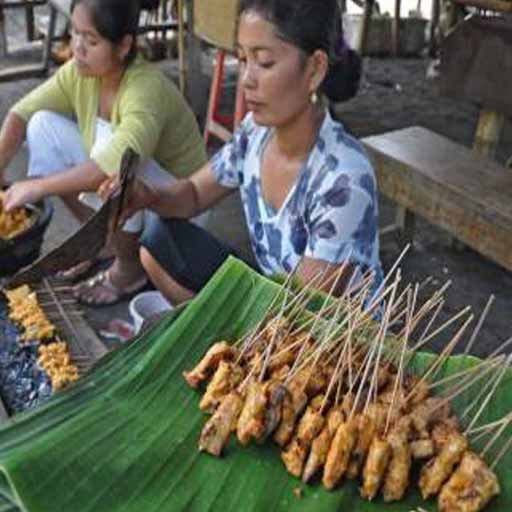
[204,49,247,145]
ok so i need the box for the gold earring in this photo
[310,91,318,104]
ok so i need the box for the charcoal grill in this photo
[0,279,107,418]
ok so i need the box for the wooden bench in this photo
[364,126,512,271]
[362,15,512,273]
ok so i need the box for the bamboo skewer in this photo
[464,294,495,355]
[464,356,511,434]
[490,432,512,471]
[405,312,474,402]
[480,413,512,457]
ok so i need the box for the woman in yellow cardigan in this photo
[0,0,207,305]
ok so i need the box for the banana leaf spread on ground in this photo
[0,258,508,512]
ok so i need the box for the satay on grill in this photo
[438,451,500,512]
[6,286,55,341]
[37,341,79,390]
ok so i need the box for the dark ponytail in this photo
[238,0,361,103]
[71,0,141,65]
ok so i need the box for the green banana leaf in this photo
[0,256,509,512]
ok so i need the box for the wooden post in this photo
[473,110,505,159]
[429,0,440,57]
[356,0,374,55]
[392,0,401,56]
[25,2,36,41]
[184,0,208,118]
[0,4,7,58]
[42,4,57,74]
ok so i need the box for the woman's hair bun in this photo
[323,48,362,103]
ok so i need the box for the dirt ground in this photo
[1,21,511,357]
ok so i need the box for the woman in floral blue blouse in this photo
[102,0,383,304]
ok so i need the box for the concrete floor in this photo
[1,12,512,357]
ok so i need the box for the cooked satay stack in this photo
[183,263,511,512]
[0,192,32,240]
[4,285,79,390]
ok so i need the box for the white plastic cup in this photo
[129,290,173,334]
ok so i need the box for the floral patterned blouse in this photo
[211,110,383,287]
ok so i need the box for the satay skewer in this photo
[464,355,511,434]
[396,280,451,341]
[405,312,474,403]
[464,294,495,356]
[429,354,504,392]
[384,291,414,434]
[468,412,512,439]
[490,430,512,471]
[428,355,506,418]
[410,305,472,354]
[480,412,512,458]
[363,276,400,414]
[233,263,302,357]
[460,357,510,422]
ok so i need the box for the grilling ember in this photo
[182,267,511,511]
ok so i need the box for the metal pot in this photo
[0,198,53,277]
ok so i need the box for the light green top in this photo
[11,57,207,177]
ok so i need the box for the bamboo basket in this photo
[193,0,240,51]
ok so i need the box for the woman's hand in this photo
[98,175,159,226]
[2,179,44,211]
